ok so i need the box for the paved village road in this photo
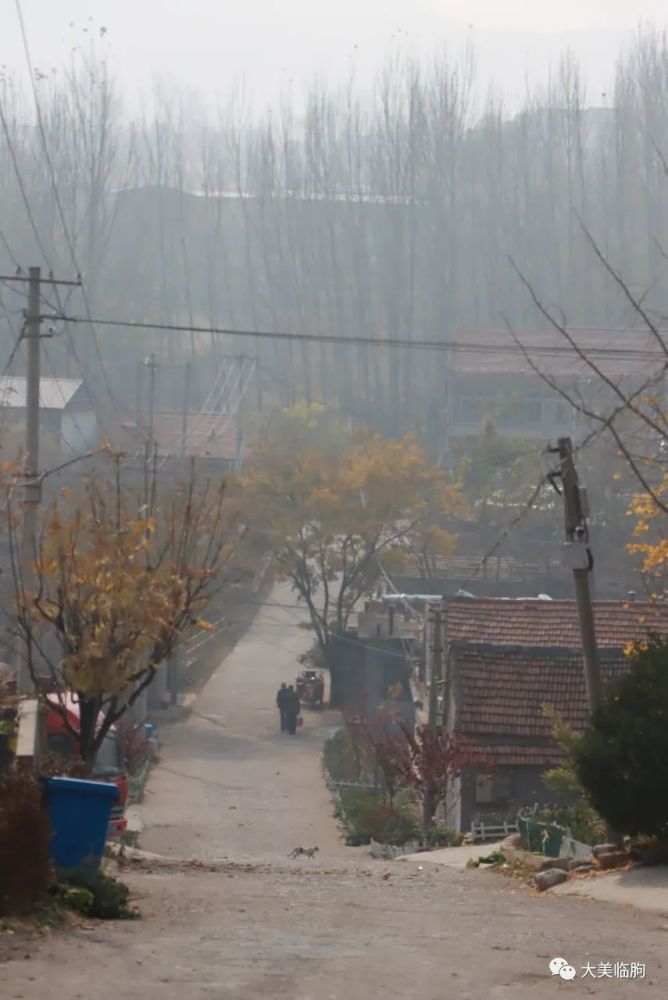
[4,584,668,1000]
[139,581,348,861]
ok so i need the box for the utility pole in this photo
[18,267,42,695]
[0,269,81,695]
[556,437,603,710]
[555,437,621,844]
[180,360,191,458]
[144,353,159,455]
[427,602,443,729]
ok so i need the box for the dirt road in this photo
[3,585,668,999]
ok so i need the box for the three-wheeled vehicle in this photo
[295,670,325,708]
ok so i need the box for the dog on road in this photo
[289,846,319,859]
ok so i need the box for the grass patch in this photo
[50,869,139,920]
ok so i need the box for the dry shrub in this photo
[38,753,90,779]
[0,770,52,915]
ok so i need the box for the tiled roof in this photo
[398,554,560,583]
[152,411,238,461]
[454,647,632,766]
[445,598,668,650]
[469,744,565,767]
[0,376,83,410]
[450,328,667,379]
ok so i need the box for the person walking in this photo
[284,685,301,736]
[276,682,289,732]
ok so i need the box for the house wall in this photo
[62,409,98,452]
[327,633,415,721]
[458,764,553,832]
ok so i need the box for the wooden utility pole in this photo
[557,437,603,710]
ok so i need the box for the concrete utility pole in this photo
[427,602,443,729]
[144,353,159,455]
[556,437,621,845]
[180,360,191,458]
[556,437,603,710]
[18,267,42,695]
[0,268,81,694]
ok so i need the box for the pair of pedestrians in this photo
[276,682,300,735]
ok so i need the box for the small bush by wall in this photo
[0,771,52,915]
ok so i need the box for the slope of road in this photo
[139,583,347,860]
[5,587,668,998]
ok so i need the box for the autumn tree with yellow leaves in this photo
[242,405,466,695]
[8,453,238,765]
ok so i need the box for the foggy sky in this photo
[3,0,668,115]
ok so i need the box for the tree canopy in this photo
[242,407,466,656]
[9,453,237,763]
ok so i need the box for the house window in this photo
[475,772,512,804]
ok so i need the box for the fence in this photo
[517,813,592,859]
[517,813,564,858]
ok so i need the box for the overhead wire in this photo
[13,0,130,424]
[53,313,668,359]
[0,224,22,271]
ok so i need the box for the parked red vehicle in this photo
[43,696,129,840]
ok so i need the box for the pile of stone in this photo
[534,843,630,892]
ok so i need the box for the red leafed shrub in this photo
[0,770,52,915]
[396,723,491,834]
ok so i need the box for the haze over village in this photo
[2,2,668,997]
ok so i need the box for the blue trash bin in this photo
[42,776,119,871]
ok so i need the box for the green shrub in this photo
[337,786,418,845]
[53,869,138,920]
[0,771,52,916]
[425,826,465,848]
[323,730,358,784]
[575,641,668,840]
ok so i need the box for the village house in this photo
[444,327,666,443]
[326,600,423,725]
[0,375,98,453]
[118,409,243,476]
[151,410,243,472]
[437,596,668,833]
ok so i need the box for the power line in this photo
[0,226,22,271]
[13,0,129,424]
[0,97,52,265]
[55,313,668,359]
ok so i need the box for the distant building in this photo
[120,410,243,473]
[389,553,571,600]
[445,327,667,441]
[0,376,98,453]
[438,596,668,832]
[152,410,243,471]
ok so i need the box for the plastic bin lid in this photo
[42,776,119,799]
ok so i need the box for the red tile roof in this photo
[468,744,565,767]
[152,411,238,461]
[454,647,632,767]
[445,598,668,651]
